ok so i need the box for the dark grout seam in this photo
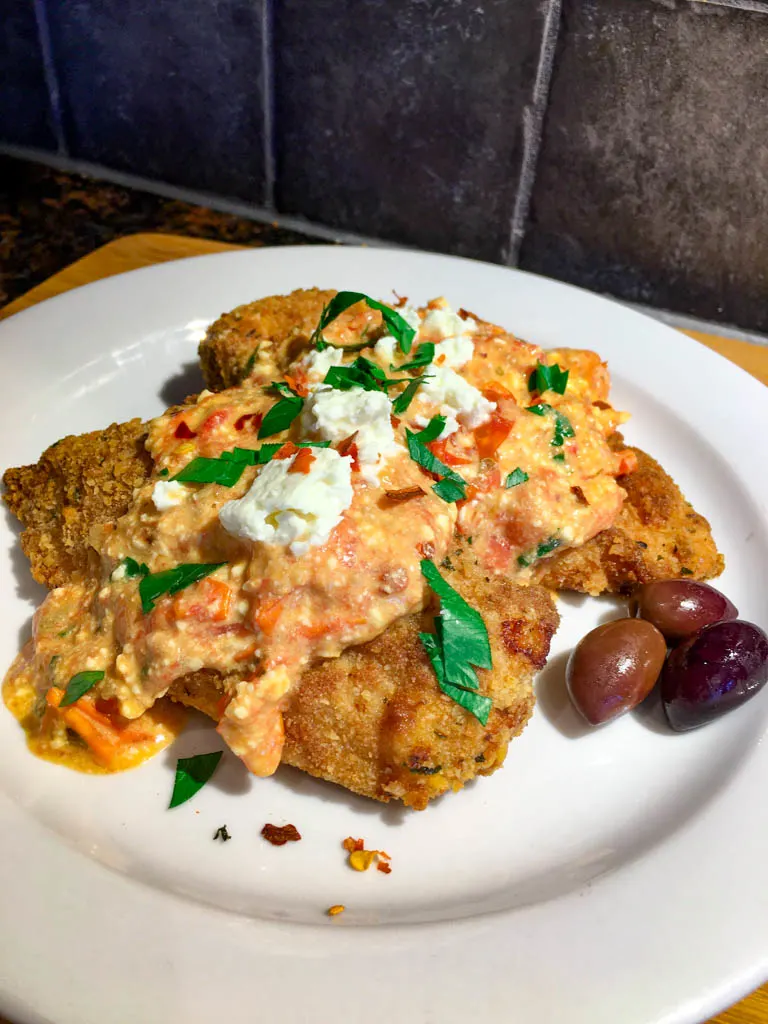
[31,0,67,156]
[504,0,562,267]
[260,0,276,210]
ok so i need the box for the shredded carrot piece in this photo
[46,687,148,768]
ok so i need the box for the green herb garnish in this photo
[258,382,304,439]
[213,824,231,841]
[173,456,246,487]
[552,410,574,447]
[396,343,434,371]
[552,453,565,463]
[433,478,466,503]
[418,561,493,724]
[60,670,105,707]
[407,763,443,775]
[391,375,429,415]
[241,348,258,380]
[311,291,416,354]
[405,429,466,503]
[536,536,562,558]
[324,356,412,394]
[139,562,226,614]
[528,361,569,396]
[169,751,223,809]
[505,468,529,488]
[413,415,446,443]
[158,468,169,478]
[517,554,533,568]
[679,567,694,576]
[526,402,574,448]
[118,557,149,579]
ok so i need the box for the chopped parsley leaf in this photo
[418,560,493,725]
[169,751,223,809]
[505,467,529,488]
[405,429,466,503]
[173,456,246,487]
[311,291,416,354]
[139,562,226,614]
[396,343,434,371]
[258,382,304,439]
[60,670,105,707]
[528,361,569,396]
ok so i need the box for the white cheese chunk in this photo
[297,345,345,382]
[302,386,398,483]
[421,306,477,370]
[219,447,353,556]
[373,334,397,366]
[417,365,495,437]
[152,480,188,511]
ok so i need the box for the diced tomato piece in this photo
[173,578,232,623]
[46,687,150,767]
[235,412,263,432]
[428,439,472,466]
[474,412,514,459]
[283,374,309,398]
[288,448,316,474]
[174,421,196,439]
[199,409,230,439]
[616,450,638,476]
[256,596,286,636]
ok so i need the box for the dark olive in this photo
[566,618,667,725]
[661,620,768,731]
[636,580,737,641]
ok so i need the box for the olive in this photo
[636,580,738,640]
[661,620,768,731]
[566,618,667,725]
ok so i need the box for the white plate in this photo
[1,247,767,1024]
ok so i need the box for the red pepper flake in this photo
[261,823,302,846]
[342,836,364,853]
[384,486,424,503]
[337,433,360,472]
[342,837,391,873]
[390,414,401,430]
[377,861,392,875]
[273,441,299,461]
[288,447,316,474]
[391,291,408,308]
[174,421,196,439]
[235,412,263,432]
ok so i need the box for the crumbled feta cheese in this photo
[302,387,398,483]
[152,480,187,511]
[421,306,477,370]
[373,334,397,366]
[417,365,496,437]
[392,306,422,332]
[218,447,353,556]
[296,345,345,383]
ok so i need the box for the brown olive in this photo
[566,618,667,725]
[636,579,738,640]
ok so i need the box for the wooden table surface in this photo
[1,233,767,1024]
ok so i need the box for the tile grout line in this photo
[693,0,768,12]
[31,0,67,156]
[0,143,400,248]
[504,0,563,267]
[260,0,276,210]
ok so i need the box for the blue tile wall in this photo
[43,0,268,203]
[273,0,552,262]
[0,0,57,149]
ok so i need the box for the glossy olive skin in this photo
[567,618,667,725]
[636,580,738,640]
[661,620,768,731]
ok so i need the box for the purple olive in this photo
[567,618,667,725]
[636,579,737,640]
[661,620,768,731]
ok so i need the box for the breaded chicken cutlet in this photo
[3,428,556,807]
[2,289,723,806]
